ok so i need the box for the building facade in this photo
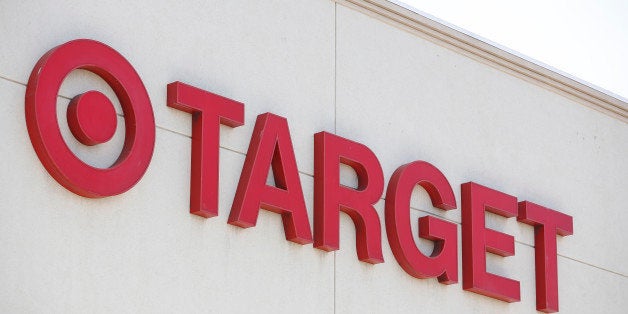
[1,0,627,313]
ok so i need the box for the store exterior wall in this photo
[1,1,626,313]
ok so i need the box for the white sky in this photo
[396,0,628,100]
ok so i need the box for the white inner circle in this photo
[57,69,126,169]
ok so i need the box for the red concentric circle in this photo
[25,39,155,197]
[67,90,118,146]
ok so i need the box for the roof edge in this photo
[338,0,628,123]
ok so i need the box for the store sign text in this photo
[25,39,573,313]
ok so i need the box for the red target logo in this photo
[25,39,155,197]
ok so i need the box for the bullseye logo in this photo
[23,38,574,313]
[25,39,155,197]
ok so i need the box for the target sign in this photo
[23,39,575,313]
[25,39,155,197]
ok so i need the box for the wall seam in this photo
[333,2,338,314]
[0,75,25,86]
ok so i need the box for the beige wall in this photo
[1,1,626,313]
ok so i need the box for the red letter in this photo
[167,81,244,218]
[314,132,384,264]
[385,161,458,283]
[518,201,573,313]
[228,113,312,244]
[462,182,520,302]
